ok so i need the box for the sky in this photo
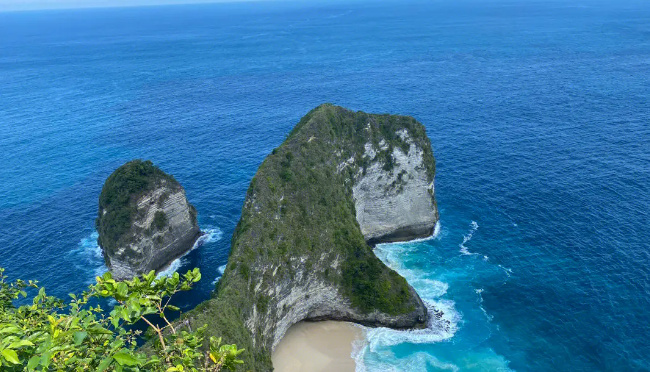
[0,0,276,12]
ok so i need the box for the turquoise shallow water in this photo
[1,0,649,370]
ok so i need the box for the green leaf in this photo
[116,282,128,299]
[73,331,88,345]
[97,356,112,372]
[1,349,20,364]
[8,340,33,349]
[0,326,20,334]
[27,355,40,370]
[40,351,52,368]
[87,326,113,335]
[141,356,160,367]
[112,351,140,366]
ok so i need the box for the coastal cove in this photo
[176,104,438,370]
[1,0,649,371]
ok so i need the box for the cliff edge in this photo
[181,104,439,371]
[96,160,201,280]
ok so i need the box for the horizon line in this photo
[0,0,304,13]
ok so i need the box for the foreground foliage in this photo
[0,267,243,371]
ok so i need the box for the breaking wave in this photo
[355,239,460,370]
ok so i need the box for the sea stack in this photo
[96,160,200,280]
[180,104,439,371]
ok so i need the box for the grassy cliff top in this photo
[182,104,435,371]
[96,160,179,255]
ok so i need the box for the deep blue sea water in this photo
[1,0,649,370]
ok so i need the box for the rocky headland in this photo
[180,104,439,371]
[96,160,201,280]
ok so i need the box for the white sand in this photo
[272,321,364,372]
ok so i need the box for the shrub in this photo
[0,267,243,371]
[153,211,168,231]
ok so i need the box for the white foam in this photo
[396,221,442,245]
[156,257,185,279]
[374,243,448,301]
[69,231,108,284]
[360,238,460,368]
[498,264,513,278]
[475,288,493,322]
[157,227,223,278]
[459,221,479,255]
[433,220,441,238]
[211,264,228,285]
[195,227,223,247]
[363,299,458,351]
[355,220,516,372]
[355,349,460,372]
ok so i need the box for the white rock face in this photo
[353,130,439,244]
[102,179,200,280]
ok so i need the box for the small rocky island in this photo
[180,104,439,371]
[96,160,201,280]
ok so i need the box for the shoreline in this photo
[271,225,443,371]
[272,321,364,372]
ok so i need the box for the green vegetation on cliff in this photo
[96,160,178,257]
[181,104,435,371]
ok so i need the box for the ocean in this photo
[1,0,649,370]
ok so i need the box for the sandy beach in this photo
[272,321,364,372]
